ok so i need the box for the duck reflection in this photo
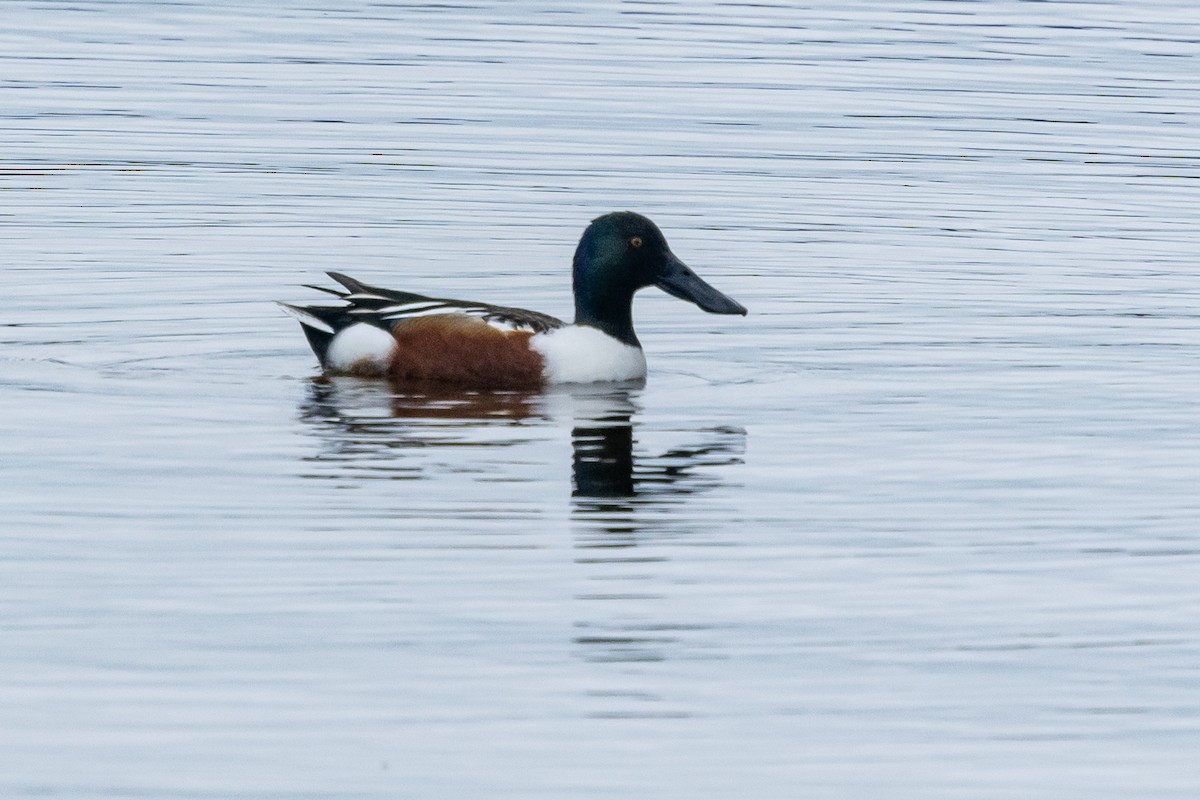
[569,386,745,543]
[296,378,548,481]
[302,376,544,425]
[299,379,744,502]
[573,420,746,501]
[297,378,745,691]
[563,387,745,682]
[570,389,638,499]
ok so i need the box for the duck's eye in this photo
[630,236,643,248]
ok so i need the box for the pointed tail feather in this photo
[277,302,340,366]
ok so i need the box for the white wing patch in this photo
[356,299,544,332]
[385,306,489,321]
[377,302,451,315]
[367,301,492,323]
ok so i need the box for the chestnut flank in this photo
[388,314,545,388]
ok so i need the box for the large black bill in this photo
[654,252,748,315]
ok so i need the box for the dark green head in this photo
[572,211,747,346]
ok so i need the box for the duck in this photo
[279,211,746,388]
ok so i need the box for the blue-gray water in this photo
[2,2,1199,798]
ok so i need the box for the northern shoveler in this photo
[279,211,747,387]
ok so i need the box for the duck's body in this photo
[281,273,648,388]
[280,212,745,388]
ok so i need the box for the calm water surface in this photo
[2,1,1199,798]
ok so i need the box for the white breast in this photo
[531,325,647,384]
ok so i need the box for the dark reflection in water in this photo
[568,389,745,676]
[298,378,744,500]
[297,378,746,681]
[573,419,747,501]
[570,390,745,532]
[573,421,636,497]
